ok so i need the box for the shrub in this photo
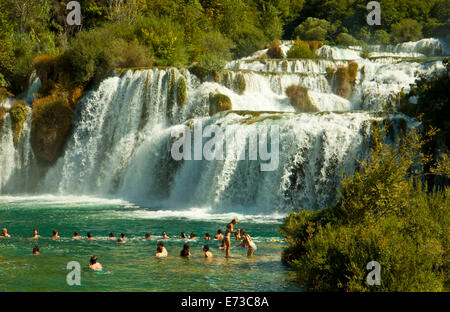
[190,53,227,81]
[333,66,351,98]
[373,30,391,45]
[209,93,232,116]
[33,55,60,95]
[31,95,73,163]
[391,19,423,44]
[308,40,323,52]
[293,18,330,41]
[267,39,285,59]
[336,33,359,46]
[287,38,317,59]
[9,100,29,146]
[285,85,318,112]
[281,124,449,291]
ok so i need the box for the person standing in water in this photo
[157,241,168,257]
[32,246,40,255]
[189,232,196,239]
[1,228,11,238]
[72,231,80,239]
[214,229,223,240]
[240,230,257,257]
[51,229,60,239]
[203,245,213,258]
[89,256,103,271]
[162,232,169,239]
[31,229,40,239]
[224,218,238,258]
[145,233,151,240]
[179,232,187,239]
[204,233,211,240]
[87,232,93,240]
[180,243,191,258]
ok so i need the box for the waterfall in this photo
[0,38,447,213]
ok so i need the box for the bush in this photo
[347,61,358,84]
[9,100,29,146]
[373,30,391,45]
[281,124,449,291]
[267,40,285,59]
[190,53,227,81]
[391,19,423,43]
[33,55,60,95]
[293,18,330,41]
[336,33,359,46]
[287,38,317,59]
[209,93,232,116]
[285,85,318,112]
[233,73,246,95]
[31,95,73,163]
[308,40,323,52]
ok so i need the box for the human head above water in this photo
[90,256,98,265]
[203,245,210,252]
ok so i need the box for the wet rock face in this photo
[30,96,73,164]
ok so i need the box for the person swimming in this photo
[109,232,115,240]
[179,232,187,239]
[157,241,168,257]
[214,229,223,240]
[88,256,103,271]
[203,245,213,258]
[180,243,191,258]
[31,229,40,239]
[204,233,211,240]
[1,228,11,238]
[32,246,40,255]
[87,232,93,240]
[162,232,168,239]
[155,246,165,258]
[189,232,196,239]
[145,232,151,240]
[120,233,126,241]
[51,229,60,239]
[72,231,80,239]
[117,237,125,243]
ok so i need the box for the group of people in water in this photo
[1,218,257,272]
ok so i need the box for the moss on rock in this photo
[10,100,29,147]
[177,76,187,107]
[33,55,60,95]
[348,61,359,85]
[333,65,351,98]
[233,73,246,95]
[209,93,232,116]
[31,95,73,164]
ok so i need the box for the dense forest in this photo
[0,0,449,96]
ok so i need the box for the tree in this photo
[293,17,329,41]
[391,18,423,43]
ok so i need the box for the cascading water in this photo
[0,38,447,214]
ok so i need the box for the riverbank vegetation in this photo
[0,0,448,97]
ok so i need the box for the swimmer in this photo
[162,232,168,239]
[120,232,126,240]
[1,228,11,238]
[87,232,93,240]
[180,243,191,258]
[51,229,60,240]
[32,246,40,255]
[214,229,223,240]
[234,229,242,241]
[241,231,257,257]
[157,241,168,257]
[179,232,187,239]
[145,233,151,240]
[204,232,211,240]
[203,245,213,258]
[155,245,165,258]
[117,237,125,243]
[108,232,115,240]
[31,229,40,239]
[88,256,103,271]
[72,231,80,239]
[189,232,196,239]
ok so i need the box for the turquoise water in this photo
[0,196,303,292]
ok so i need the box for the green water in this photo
[0,196,303,292]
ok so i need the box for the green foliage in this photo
[293,17,329,41]
[391,19,423,43]
[281,122,449,291]
[373,30,391,45]
[336,33,359,47]
[285,85,318,112]
[177,76,187,107]
[287,38,317,59]
[233,73,246,95]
